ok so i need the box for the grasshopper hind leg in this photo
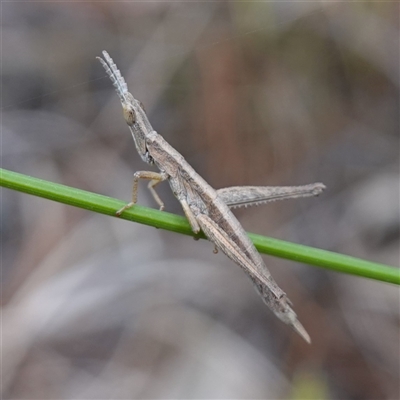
[217,183,326,209]
[196,213,311,343]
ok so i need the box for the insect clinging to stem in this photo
[97,51,326,344]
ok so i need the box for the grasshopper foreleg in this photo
[116,171,168,216]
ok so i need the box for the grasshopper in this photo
[97,51,325,344]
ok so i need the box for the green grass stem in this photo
[1,168,398,285]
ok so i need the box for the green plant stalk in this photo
[1,168,399,285]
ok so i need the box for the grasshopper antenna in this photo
[97,51,128,103]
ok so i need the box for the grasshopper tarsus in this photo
[116,201,135,217]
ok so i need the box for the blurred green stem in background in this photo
[1,168,399,285]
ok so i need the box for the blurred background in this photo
[2,2,399,399]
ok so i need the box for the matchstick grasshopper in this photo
[97,51,325,343]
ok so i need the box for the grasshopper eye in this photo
[123,104,136,126]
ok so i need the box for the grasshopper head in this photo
[120,93,153,163]
[97,51,153,164]
[122,101,136,126]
